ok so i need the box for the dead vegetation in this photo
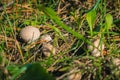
[0,0,120,80]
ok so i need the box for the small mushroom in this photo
[67,69,81,80]
[41,34,52,42]
[42,43,56,57]
[113,58,120,69]
[20,26,40,43]
[87,38,105,57]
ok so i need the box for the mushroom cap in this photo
[113,58,120,66]
[20,26,40,42]
[88,39,105,57]
[41,34,52,42]
[42,43,56,57]
[67,69,81,80]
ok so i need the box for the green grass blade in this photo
[37,5,85,40]
[48,24,65,41]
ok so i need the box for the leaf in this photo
[17,63,55,80]
[7,65,27,80]
[105,14,113,30]
[86,10,96,36]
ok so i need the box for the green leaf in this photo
[7,65,27,80]
[105,14,113,30]
[86,10,96,36]
[18,63,55,80]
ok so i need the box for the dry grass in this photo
[0,0,120,80]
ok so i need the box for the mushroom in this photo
[42,43,56,57]
[40,34,52,42]
[67,69,81,80]
[87,38,105,57]
[113,58,120,69]
[20,26,40,43]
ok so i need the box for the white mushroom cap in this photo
[113,58,120,69]
[42,43,56,57]
[67,69,81,80]
[41,34,52,42]
[88,39,105,57]
[20,26,40,42]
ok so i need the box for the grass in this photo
[0,0,120,80]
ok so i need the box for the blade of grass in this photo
[36,5,95,48]
[3,12,25,63]
[37,5,85,41]
[47,24,65,41]
[86,0,101,12]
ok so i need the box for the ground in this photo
[0,0,120,80]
